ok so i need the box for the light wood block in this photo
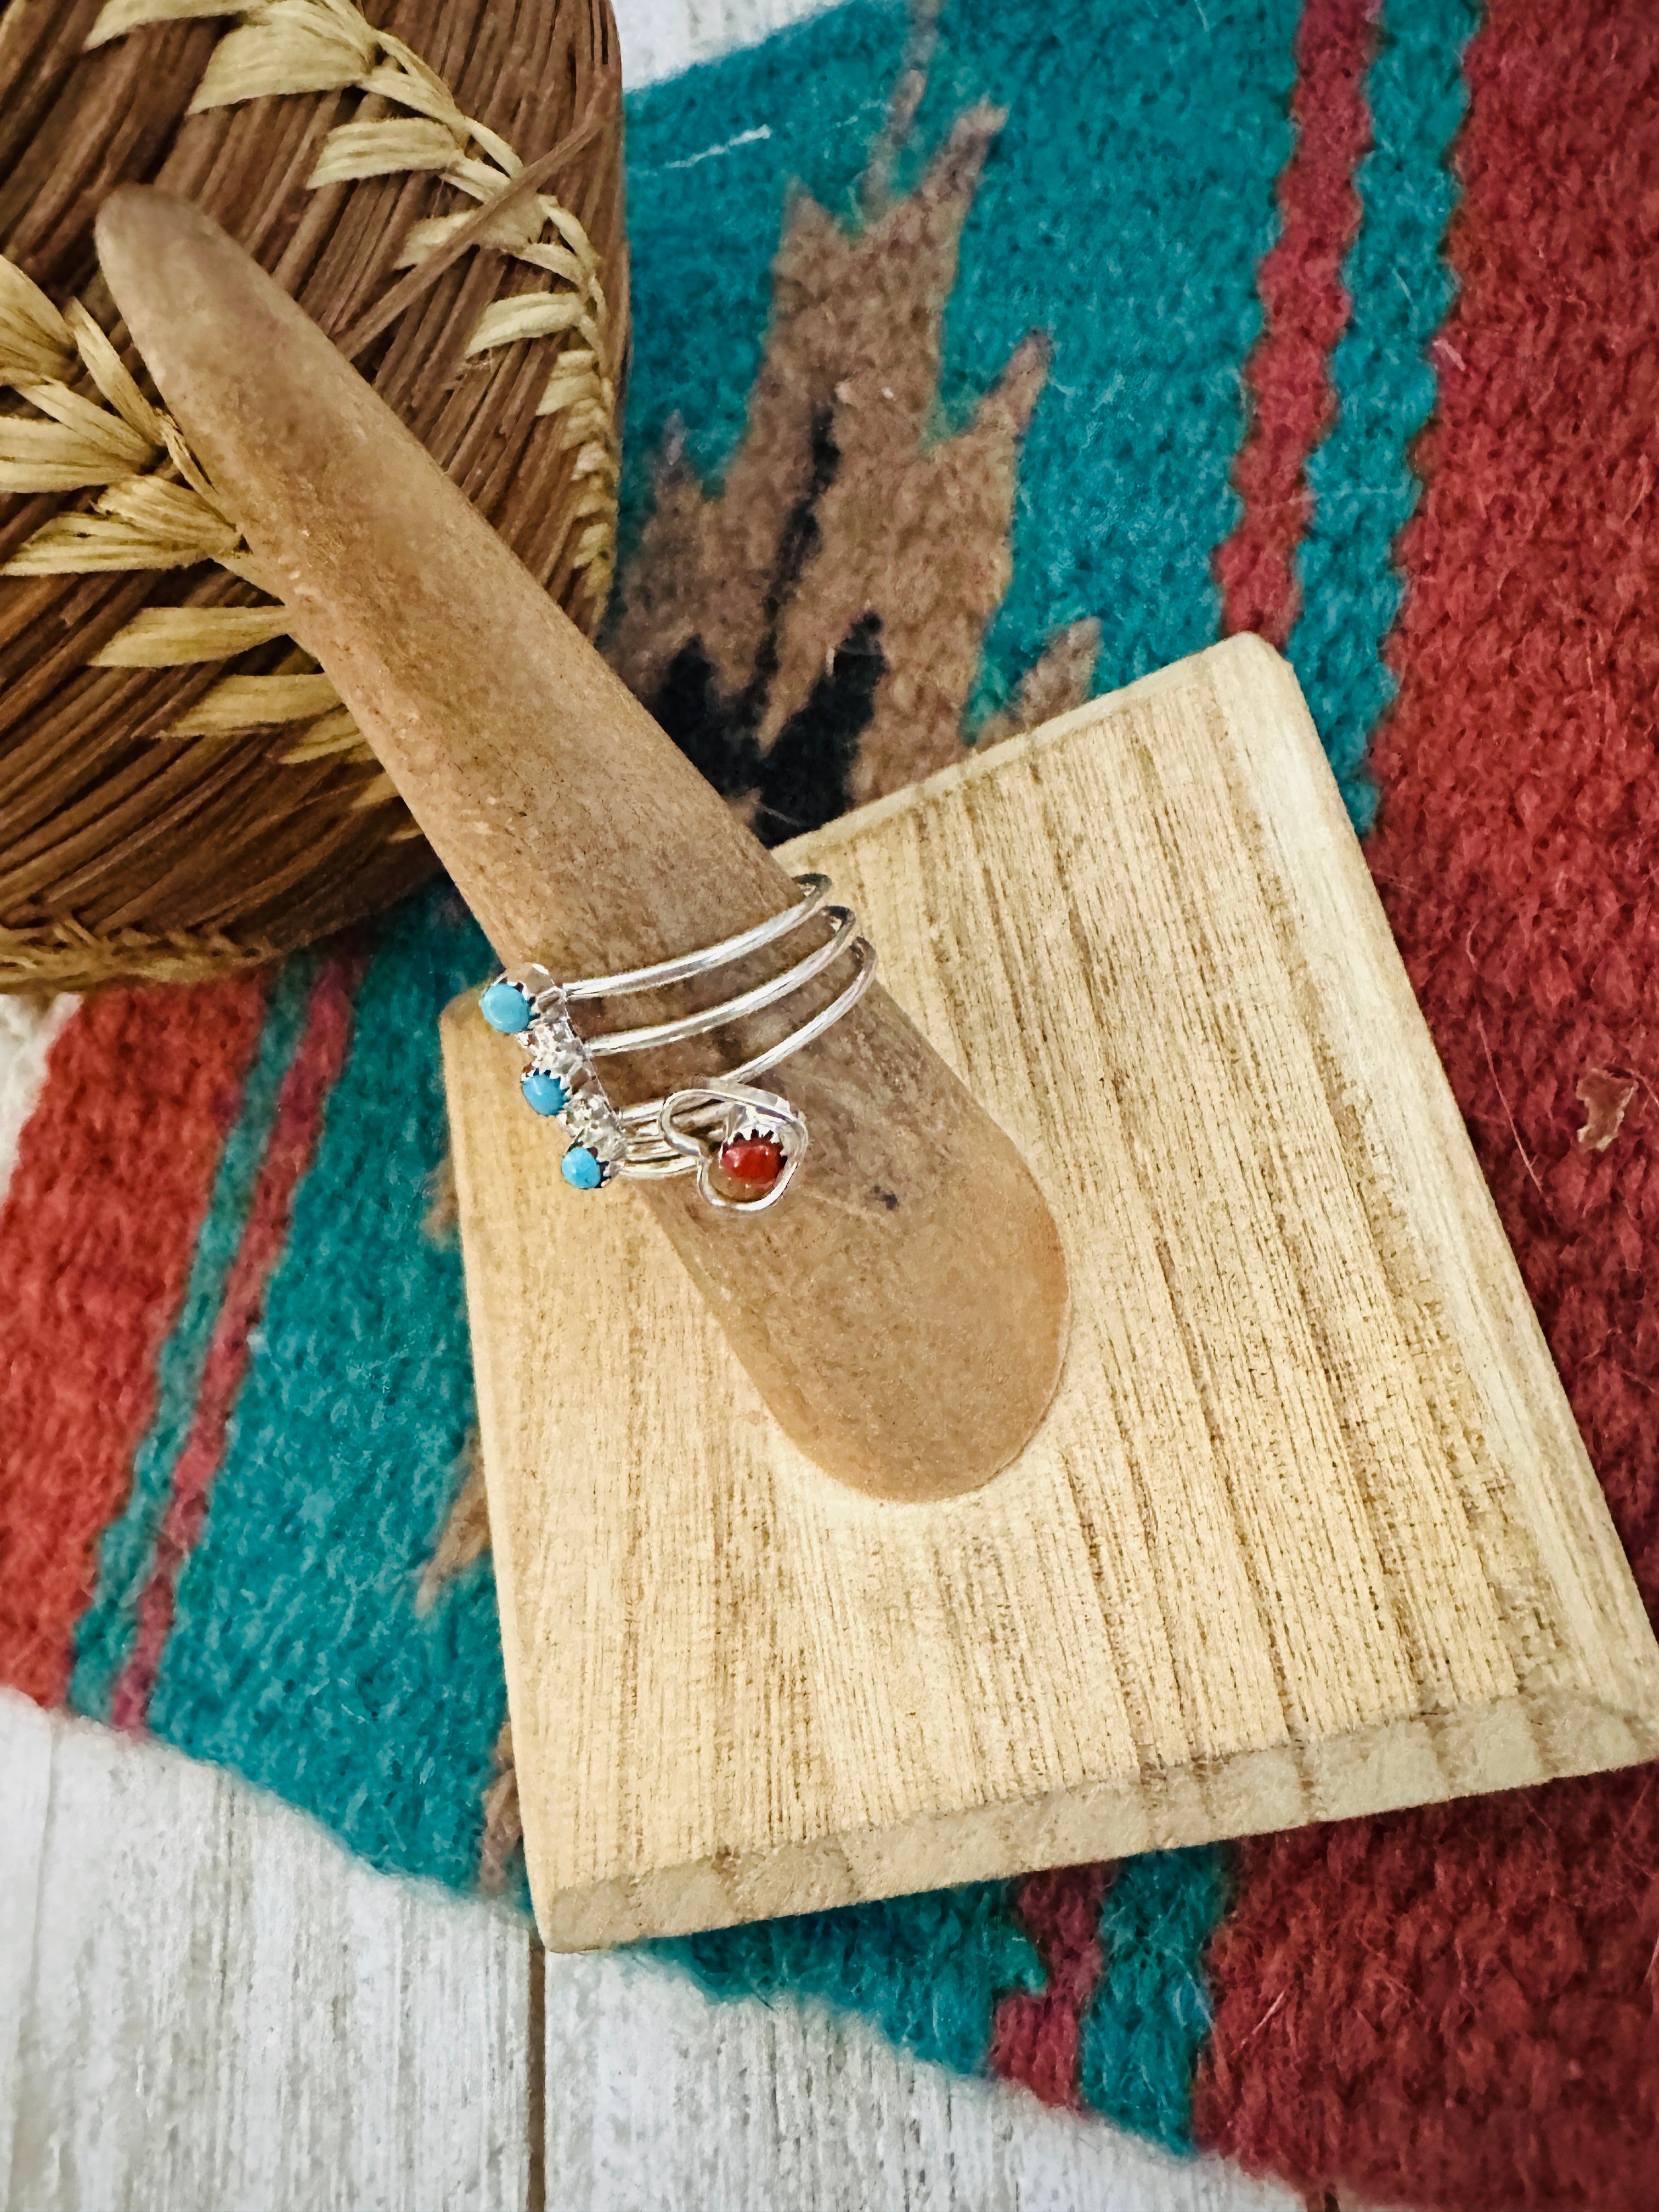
[442,635,1659,1949]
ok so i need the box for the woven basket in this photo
[0,0,628,994]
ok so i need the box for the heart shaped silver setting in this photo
[656,1084,809,1215]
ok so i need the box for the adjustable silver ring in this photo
[476,874,876,1212]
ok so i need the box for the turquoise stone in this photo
[521,1070,568,1117]
[561,1146,603,1191]
[480,980,532,1033]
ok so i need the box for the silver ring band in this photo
[477,875,875,1213]
[585,904,862,1058]
[557,873,832,1000]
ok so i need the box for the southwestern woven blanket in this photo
[4,3,1657,2206]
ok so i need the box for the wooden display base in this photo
[442,636,1659,1950]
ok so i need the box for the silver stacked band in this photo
[477,873,875,1213]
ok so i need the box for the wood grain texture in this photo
[95,185,1068,1503]
[0,1690,531,2212]
[446,635,1659,1949]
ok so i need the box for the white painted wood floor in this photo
[1,1693,1302,2212]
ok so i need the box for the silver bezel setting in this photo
[657,1084,809,1215]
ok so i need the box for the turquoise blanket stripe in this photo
[148,893,506,1892]
[1080,1845,1231,2153]
[71,955,315,1723]
[1287,0,1479,830]
[904,0,1297,721]
[658,1884,1043,2078]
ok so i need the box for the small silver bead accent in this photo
[563,1088,628,1163]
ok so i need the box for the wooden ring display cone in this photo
[95,186,1070,1506]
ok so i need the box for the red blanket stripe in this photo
[1214,0,1381,646]
[1197,3,1659,2204]
[110,949,368,1731]
[989,1863,1113,2106]
[0,978,269,1707]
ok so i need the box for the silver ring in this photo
[476,874,875,1212]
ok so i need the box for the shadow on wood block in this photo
[442,634,1659,1949]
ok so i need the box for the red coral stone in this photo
[716,1133,784,1193]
